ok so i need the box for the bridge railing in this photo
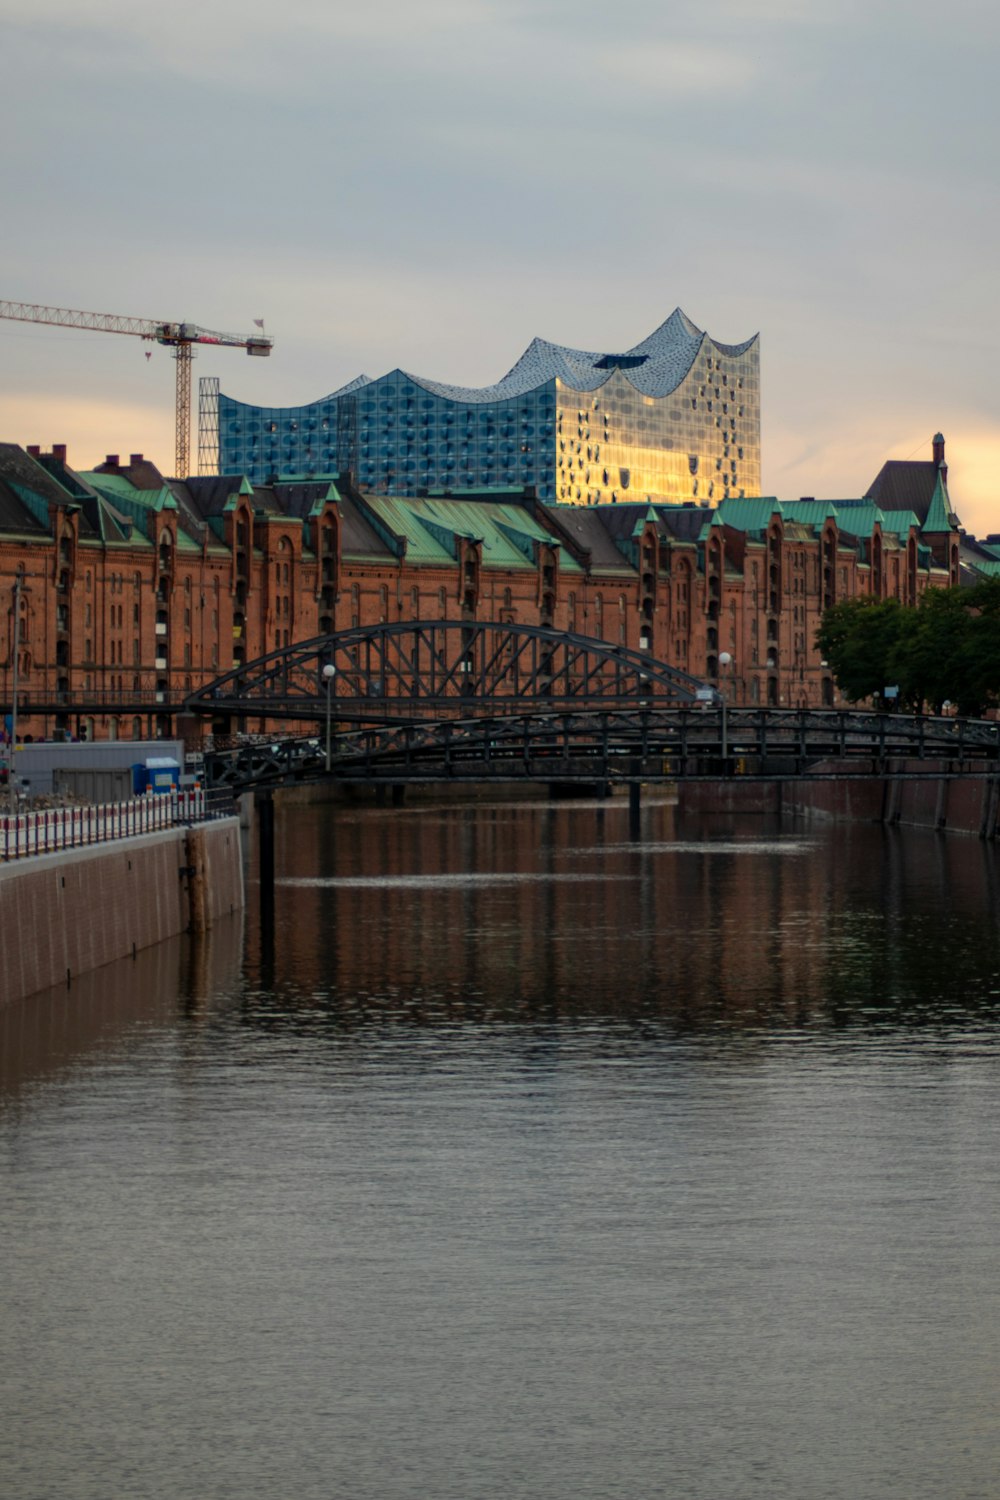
[200,707,1000,792]
[0,788,215,863]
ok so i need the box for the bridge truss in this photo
[186,620,707,724]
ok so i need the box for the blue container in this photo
[132,757,181,794]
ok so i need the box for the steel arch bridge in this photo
[185,620,707,723]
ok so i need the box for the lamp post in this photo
[322,663,336,772]
[8,572,25,815]
[718,650,732,763]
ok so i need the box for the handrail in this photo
[0,788,216,863]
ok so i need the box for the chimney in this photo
[26,445,40,458]
[51,443,67,463]
[130,453,143,466]
[105,454,120,467]
[932,432,947,483]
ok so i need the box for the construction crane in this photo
[0,300,273,479]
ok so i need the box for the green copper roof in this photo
[712,496,783,533]
[878,509,920,538]
[922,467,955,534]
[308,482,341,517]
[362,495,583,572]
[631,503,662,538]
[80,471,202,553]
[780,499,839,526]
[9,481,51,531]
[832,504,883,538]
[80,471,178,513]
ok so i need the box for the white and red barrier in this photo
[0,788,210,862]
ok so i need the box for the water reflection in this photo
[238,795,1000,1038]
[0,912,245,1100]
[5,798,1000,1500]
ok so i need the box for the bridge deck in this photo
[203,707,1000,794]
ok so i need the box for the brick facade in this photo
[0,439,965,743]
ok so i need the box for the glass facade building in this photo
[207,309,760,505]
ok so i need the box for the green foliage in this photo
[817,581,1000,716]
[816,597,908,708]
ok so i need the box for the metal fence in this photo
[0,789,216,863]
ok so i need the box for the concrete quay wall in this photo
[0,818,243,1006]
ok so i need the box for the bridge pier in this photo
[257,789,275,909]
[628,778,641,840]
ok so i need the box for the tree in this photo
[818,580,1000,717]
[815,597,908,707]
[893,589,967,714]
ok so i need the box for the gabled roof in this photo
[79,469,207,553]
[865,458,945,521]
[171,474,242,521]
[539,504,639,572]
[0,443,76,534]
[359,493,584,572]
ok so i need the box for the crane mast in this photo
[0,300,272,478]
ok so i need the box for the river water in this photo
[3,794,1000,1500]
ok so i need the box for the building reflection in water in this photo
[241,794,1000,1036]
[6,792,1000,1096]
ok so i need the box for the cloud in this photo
[2,0,999,535]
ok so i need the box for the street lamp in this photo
[322,663,336,771]
[8,571,27,815]
[718,651,732,762]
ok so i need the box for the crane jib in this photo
[1,299,273,476]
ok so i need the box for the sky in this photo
[2,0,999,532]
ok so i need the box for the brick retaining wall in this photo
[680,762,1000,838]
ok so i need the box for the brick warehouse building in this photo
[0,436,965,745]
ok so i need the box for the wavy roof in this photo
[310,308,757,407]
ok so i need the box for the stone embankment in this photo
[0,818,243,1006]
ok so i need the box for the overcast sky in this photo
[2,0,998,531]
